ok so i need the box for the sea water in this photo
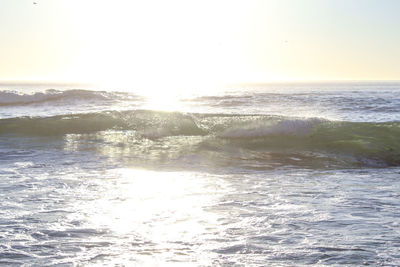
[0,82,400,266]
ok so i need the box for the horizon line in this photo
[1,79,400,86]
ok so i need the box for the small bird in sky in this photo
[33,2,37,4]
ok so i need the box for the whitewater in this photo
[1,82,400,266]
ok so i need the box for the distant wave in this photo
[0,89,140,106]
[1,110,399,168]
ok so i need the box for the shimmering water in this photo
[1,82,400,266]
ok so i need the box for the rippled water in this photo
[2,161,400,266]
[1,82,400,266]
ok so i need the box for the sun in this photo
[58,0,254,100]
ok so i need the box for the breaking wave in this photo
[1,110,400,168]
[0,89,139,106]
[0,110,400,167]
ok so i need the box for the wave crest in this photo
[1,110,400,168]
[0,89,137,106]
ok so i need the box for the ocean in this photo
[1,82,400,266]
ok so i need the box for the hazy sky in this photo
[0,0,399,86]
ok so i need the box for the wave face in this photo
[2,110,399,169]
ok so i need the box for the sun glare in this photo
[57,0,254,98]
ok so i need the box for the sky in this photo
[0,0,399,88]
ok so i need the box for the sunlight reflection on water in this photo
[75,169,229,265]
[1,159,400,265]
